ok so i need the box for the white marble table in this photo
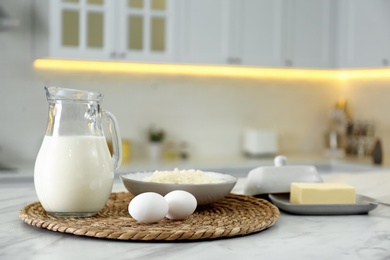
[1,172,390,260]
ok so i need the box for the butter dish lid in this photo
[243,156,323,196]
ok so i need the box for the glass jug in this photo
[34,87,122,217]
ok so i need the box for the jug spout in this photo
[45,86,103,102]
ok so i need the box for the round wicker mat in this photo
[19,192,279,241]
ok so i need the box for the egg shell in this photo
[128,192,169,223]
[164,190,197,220]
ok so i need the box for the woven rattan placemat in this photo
[19,192,279,241]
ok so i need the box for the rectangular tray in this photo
[269,193,378,215]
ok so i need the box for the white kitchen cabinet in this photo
[176,0,230,65]
[232,0,284,67]
[177,0,334,68]
[176,0,285,66]
[232,0,335,68]
[40,0,390,69]
[49,0,176,62]
[116,0,176,62]
[336,0,390,68]
[284,0,335,68]
[48,0,288,67]
[49,0,115,59]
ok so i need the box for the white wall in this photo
[0,1,46,164]
[0,1,342,164]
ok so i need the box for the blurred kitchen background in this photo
[1,0,390,169]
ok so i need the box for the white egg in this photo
[164,190,197,220]
[128,192,169,223]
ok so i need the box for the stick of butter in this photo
[290,182,356,204]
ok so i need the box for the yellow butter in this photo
[290,183,356,204]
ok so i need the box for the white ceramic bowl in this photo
[120,171,237,205]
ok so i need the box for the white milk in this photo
[34,135,114,215]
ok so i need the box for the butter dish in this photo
[243,156,323,195]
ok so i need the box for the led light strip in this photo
[338,68,390,80]
[33,58,390,80]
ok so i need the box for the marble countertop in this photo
[2,171,390,260]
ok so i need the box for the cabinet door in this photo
[116,0,176,62]
[177,0,230,64]
[50,0,115,59]
[233,0,284,67]
[336,0,390,68]
[285,0,334,68]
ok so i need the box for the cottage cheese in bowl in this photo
[120,169,237,205]
[144,168,225,184]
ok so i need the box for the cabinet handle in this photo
[110,52,117,59]
[227,57,241,65]
[383,58,389,66]
[119,52,126,59]
[285,59,293,67]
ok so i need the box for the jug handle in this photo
[102,110,122,171]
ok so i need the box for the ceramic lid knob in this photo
[274,155,287,167]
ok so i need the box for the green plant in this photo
[148,126,165,143]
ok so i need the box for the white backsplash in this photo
[1,61,340,163]
[342,78,390,162]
